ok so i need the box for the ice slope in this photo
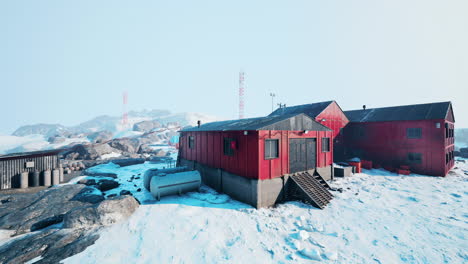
[64,160,468,264]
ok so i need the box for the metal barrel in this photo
[52,169,60,185]
[42,170,51,186]
[20,172,29,189]
[30,171,40,187]
[59,167,64,183]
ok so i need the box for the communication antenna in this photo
[269,93,276,112]
[122,91,128,129]
[239,71,245,119]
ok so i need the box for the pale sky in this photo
[1,0,467,134]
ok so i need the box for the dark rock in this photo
[120,190,131,195]
[77,179,97,186]
[110,158,145,167]
[0,185,103,236]
[30,214,64,232]
[135,176,140,180]
[97,180,120,191]
[63,195,140,229]
[136,188,141,192]
[0,228,100,264]
[107,194,117,198]
[83,170,118,179]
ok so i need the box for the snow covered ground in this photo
[62,159,468,264]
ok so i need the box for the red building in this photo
[343,102,455,176]
[269,100,349,159]
[178,113,334,208]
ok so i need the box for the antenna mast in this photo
[239,71,245,119]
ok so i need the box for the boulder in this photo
[83,170,118,179]
[138,144,155,154]
[110,158,145,167]
[63,195,139,229]
[109,138,140,153]
[87,130,113,144]
[65,143,120,160]
[133,120,162,133]
[97,179,120,191]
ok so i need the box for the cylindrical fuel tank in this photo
[144,166,187,191]
[150,171,201,200]
[20,172,29,189]
[42,170,51,186]
[52,169,60,185]
[30,171,40,187]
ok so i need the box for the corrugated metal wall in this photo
[0,154,59,189]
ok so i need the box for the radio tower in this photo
[122,91,128,129]
[239,71,245,119]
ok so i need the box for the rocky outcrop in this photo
[133,120,162,133]
[0,183,140,263]
[109,138,140,153]
[87,130,114,144]
[63,195,139,228]
[64,143,121,160]
[12,124,69,137]
[0,184,103,236]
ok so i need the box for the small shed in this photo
[178,113,334,208]
[0,149,62,189]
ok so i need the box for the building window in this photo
[265,139,279,159]
[223,138,235,156]
[407,128,422,139]
[446,153,449,164]
[436,122,441,128]
[445,123,449,138]
[408,152,422,164]
[188,136,195,149]
[322,138,330,152]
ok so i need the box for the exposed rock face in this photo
[0,184,140,263]
[64,143,120,160]
[0,227,101,264]
[87,130,114,144]
[0,185,103,236]
[109,138,140,153]
[133,120,162,133]
[63,195,139,229]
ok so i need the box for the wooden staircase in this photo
[289,171,333,209]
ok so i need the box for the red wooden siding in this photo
[344,119,455,176]
[315,101,349,140]
[180,129,333,180]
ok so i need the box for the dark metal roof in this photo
[181,113,332,132]
[269,101,334,118]
[344,102,453,123]
[0,149,64,161]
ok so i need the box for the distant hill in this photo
[12,110,221,137]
